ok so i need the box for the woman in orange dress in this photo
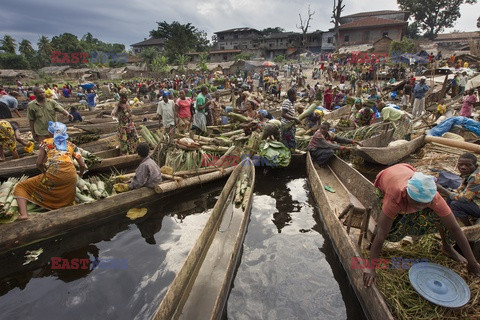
[14,121,86,220]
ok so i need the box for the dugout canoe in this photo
[306,153,394,320]
[153,158,255,320]
[323,105,353,121]
[355,135,425,166]
[74,120,158,134]
[0,166,236,254]
[0,147,141,178]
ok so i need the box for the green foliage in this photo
[1,35,16,54]
[0,53,29,69]
[273,55,285,63]
[197,52,208,71]
[398,0,478,40]
[140,47,160,71]
[234,53,253,61]
[150,21,209,63]
[152,55,170,73]
[175,54,188,72]
[261,27,285,35]
[406,22,421,39]
[389,36,416,55]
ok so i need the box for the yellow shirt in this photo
[464,62,469,68]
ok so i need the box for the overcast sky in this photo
[2,0,479,50]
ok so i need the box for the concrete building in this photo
[338,16,407,46]
[213,27,262,51]
[131,37,165,54]
[321,30,336,52]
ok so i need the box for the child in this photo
[69,106,83,122]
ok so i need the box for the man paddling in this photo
[364,164,480,288]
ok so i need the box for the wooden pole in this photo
[154,167,235,193]
[424,136,480,153]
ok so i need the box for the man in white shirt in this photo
[459,71,468,95]
[157,91,176,136]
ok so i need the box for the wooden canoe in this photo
[0,166,236,254]
[356,135,425,166]
[74,120,158,134]
[306,153,394,320]
[324,105,353,121]
[153,158,255,320]
[0,147,141,178]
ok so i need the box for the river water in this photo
[0,166,366,320]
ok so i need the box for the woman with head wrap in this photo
[111,91,139,155]
[363,164,480,288]
[13,121,87,220]
[354,107,376,128]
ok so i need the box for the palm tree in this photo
[197,52,208,72]
[37,35,52,56]
[175,54,188,73]
[1,35,16,54]
[19,39,35,57]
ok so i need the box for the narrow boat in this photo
[0,166,236,254]
[323,104,352,121]
[74,120,158,134]
[306,153,394,319]
[153,158,255,320]
[0,147,141,178]
[355,135,425,166]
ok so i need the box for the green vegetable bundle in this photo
[258,140,291,167]
[76,175,111,203]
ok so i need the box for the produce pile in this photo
[338,122,389,141]
[77,147,102,167]
[258,140,291,167]
[375,235,480,320]
[0,177,45,223]
[234,172,251,210]
[75,175,113,203]
[70,134,100,145]
[139,125,162,148]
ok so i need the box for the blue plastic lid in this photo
[409,262,470,308]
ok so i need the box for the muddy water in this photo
[228,167,366,320]
[0,167,366,320]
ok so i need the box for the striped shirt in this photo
[281,98,295,126]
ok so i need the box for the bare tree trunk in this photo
[297,5,316,54]
[331,0,345,50]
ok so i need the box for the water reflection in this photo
[0,183,224,320]
[228,168,366,320]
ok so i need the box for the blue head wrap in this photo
[407,172,437,203]
[258,110,268,117]
[48,121,68,151]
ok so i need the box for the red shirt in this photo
[176,97,192,119]
[374,163,451,219]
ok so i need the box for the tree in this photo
[273,55,285,63]
[261,27,285,35]
[175,54,188,73]
[36,35,52,69]
[1,35,16,54]
[234,53,253,61]
[140,47,160,71]
[390,37,415,57]
[19,39,35,58]
[296,5,315,53]
[150,21,209,63]
[330,0,345,49]
[0,53,29,69]
[197,52,208,72]
[398,0,477,40]
[406,21,421,39]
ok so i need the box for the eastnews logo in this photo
[51,257,128,270]
[351,257,428,270]
[51,51,128,64]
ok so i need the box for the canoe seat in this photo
[338,191,371,248]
